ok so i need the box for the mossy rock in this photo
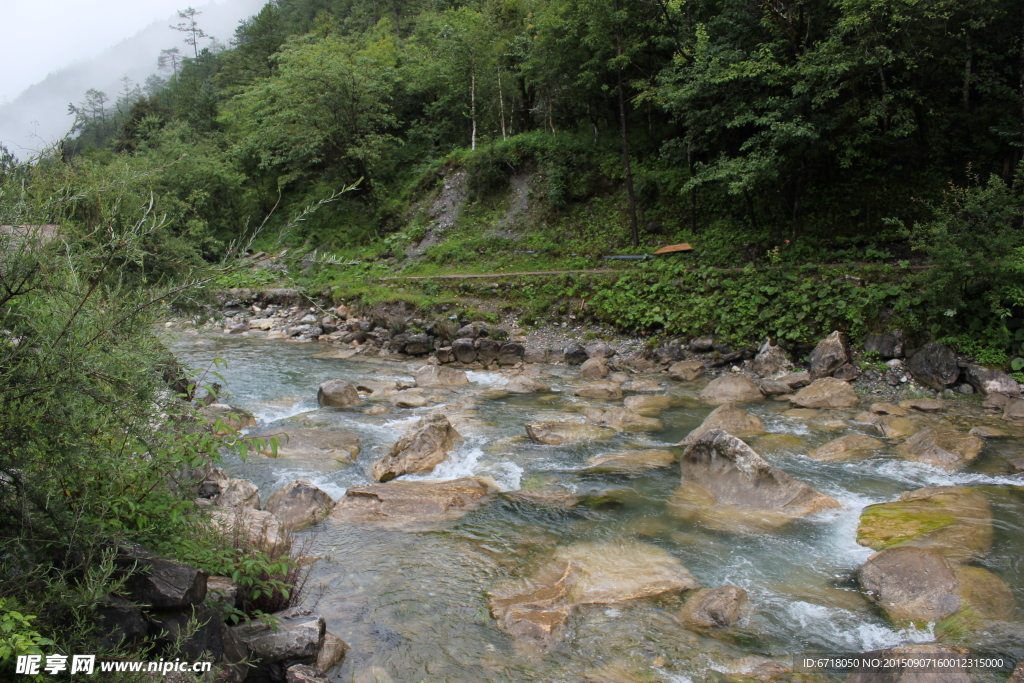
[856,486,992,562]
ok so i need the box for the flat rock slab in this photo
[253,428,361,466]
[807,434,884,462]
[503,489,581,508]
[588,406,663,432]
[525,421,614,445]
[681,404,764,445]
[669,430,840,532]
[574,381,623,399]
[897,427,984,470]
[789,377,859,409]
[331,477,498,525]
[623,394,673,415]
[856,486,992,562]
[857,545,1016,626]
[489,541,698,649]
[415,365,469,387]
[698,375,763,404]
[899,398,945,413]
[582,450,676,475]
[505,376,551,393]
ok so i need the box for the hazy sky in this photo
[0,0,215,104]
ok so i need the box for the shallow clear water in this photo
[170,333,1024,682]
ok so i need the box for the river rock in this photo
[505,375,551,393]
[590,407,663,431]
[504,489,581,508]
[607,371,630,384]
[623,394,673,415]
[574,381,623,399]
[809,331,851,379]
[254,428,361,465]
[751,339,792,377]
[475,338,501,364]
[316,632,348,673]
[265,480,335,530]
[864,331,906,359]
[870,402,908,416]
[564,343,588,365]
[1011,662,1024,683]
[200,404,257,434]
[117,546,208,609]
[1003,398,1024,421]
[681,404,764,445]
[778,370,811,389]
[846,644,970,683]
[525,421,614,445]
[583,450,676,475]
[488,541,699,649]
[678,585,747,628]
[789,377,859,409]
[231,611,325,664]
[579,358,609,379]
[317,380,360,408]
[698,375,763,404]
[331,478,498,525]
[622,378,662,392]
[1009,457,1024,473]
[868,414,918,439]
[356,380,399,396]
[371,414,461,482]
[388,390,428,408]
[669,430,840,532]
[209,507,287,554]
[215,479,260,508]
[897,427,984,470]
[807,434,884,462]
[668,360,704,381]
[833,363,862,381]
[906,342,960,391]
[899,398,945,412]
[758,379,792,396]
[963,364,1020,398]
[497,342,525,365]
[857,545,1016,625]
[414,365,469,387]
[856,486,993,562]
[451,338,477,363]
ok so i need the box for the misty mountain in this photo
[0,0,265,158]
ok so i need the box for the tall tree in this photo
[172,7,210,58]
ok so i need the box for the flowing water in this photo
[169,333,1024,682]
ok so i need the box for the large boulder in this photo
[582,450,676,475]
[505,375,551,393]
[678,586,747,629]
[681,404,764,445]
[497,342,525,366]
[574,381,623,399]
[265,480,336,530]
[231,611,325,664]
[809,331,851,379]
[525,421,614,445]
[669,430,840,532]
[475,338,502,364]
[963,364,1020,398]
[807,434,884,462]
[856,486,993,562]
[897,427,984,470]
[214,479,260,509]
[579,357,609,379]
[668,360,704,382]
[698,375,763,404]
[906,342,960,391]
[863,331,906,360]
[488,541,699,649]
[317,380,361,408]
[751,339,792,377]
[371,414,461,482]
[330,478,498,525]
[316,632,348,674]
[253,428,361,466]
[789,377,859,409]
[414,365,469,387]
[117,546,208,609]
[451,338,477,363]
[857,546,1016,625]
[564,343,588,365]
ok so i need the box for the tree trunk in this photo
[497,68,507,140]
[615,14,639,248]
[471,68,477,151]
[963,34,972,111]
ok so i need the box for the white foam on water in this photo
[251,400,318,426]
[429,446,484,480]
[483,461,523,491]
[466,371,508,388]
[762,416,812,436]
[785,601,933,652]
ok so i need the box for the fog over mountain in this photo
[0,0,264,158]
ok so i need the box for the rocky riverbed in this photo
[162,293,1024,682]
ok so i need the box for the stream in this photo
[169,333,1024,683]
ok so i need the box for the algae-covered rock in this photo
[856,486,993,562]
